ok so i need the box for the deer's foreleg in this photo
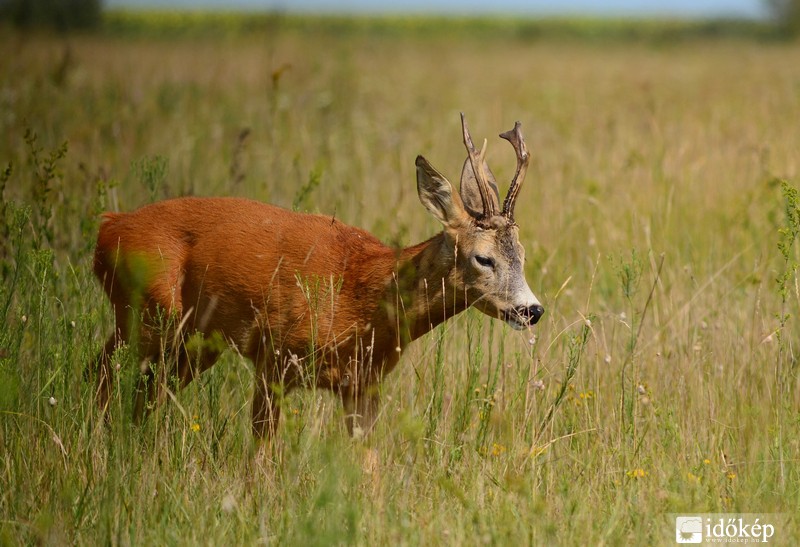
[341,387,381,438]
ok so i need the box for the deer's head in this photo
[416,113,543,330]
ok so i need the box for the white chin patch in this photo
[504,316,528,331]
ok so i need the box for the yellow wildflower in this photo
[626,468,647,479]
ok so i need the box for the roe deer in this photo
[91,113,544,438]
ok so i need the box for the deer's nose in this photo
[517,304,545,325]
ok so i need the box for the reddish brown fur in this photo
[92,197,460,437]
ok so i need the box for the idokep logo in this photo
[673,514,778,544]
[675,516,703,543]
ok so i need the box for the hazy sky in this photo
[106,0,767,19]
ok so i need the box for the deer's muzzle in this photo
[503,304,545,329]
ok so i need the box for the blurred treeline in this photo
[0,0,798,39]
[0,0,102,30]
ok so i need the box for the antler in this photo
[499,121,529,222]
[461,113,497,219]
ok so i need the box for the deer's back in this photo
[94,197,396,361]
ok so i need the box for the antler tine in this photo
[461,112,497,219]
[499,121,529,221]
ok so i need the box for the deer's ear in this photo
[416,155,470,229]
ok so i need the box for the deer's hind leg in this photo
[130,270,190,423]
[131,340,222,424]
[131,305,173,424]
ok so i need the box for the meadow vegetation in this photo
[1,13,799,544]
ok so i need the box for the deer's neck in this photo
[387,232,468,346]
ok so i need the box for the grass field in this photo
[1,13,799,545]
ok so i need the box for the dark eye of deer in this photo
[474,255,495,270]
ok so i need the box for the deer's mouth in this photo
[502,304,545,330]
[501,310,529,330]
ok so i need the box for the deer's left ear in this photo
[416,155,470,229]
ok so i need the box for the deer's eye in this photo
[474,255,495,270]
